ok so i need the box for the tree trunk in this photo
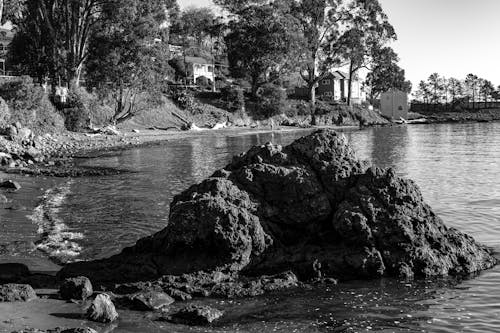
[347,62,354,106]
[0,0,4,25]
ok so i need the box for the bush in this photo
[62,87,114,131]
[0,76,64,134]
[256,83,287,118]
[171,88,196,112]
[0,97,10,128]
[221,86,245,112]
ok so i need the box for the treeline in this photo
[2,0,413,128]
[414,73,500,109]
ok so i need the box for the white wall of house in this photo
[192,63,215,83]
[380,89,409,119]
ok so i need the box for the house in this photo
[294,70,365,104]
[380,89,409,120]
[184,56,215,85]
[0,24,14,75]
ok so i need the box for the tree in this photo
[427,73,444,104]
[337,0,396,105]
[464,74,480,110]
[447,78,463,103]
[414,80,431,104]
[480,79,494,108]
[365,46,411,103]
[86,0,171,123]
[225,2,301,96]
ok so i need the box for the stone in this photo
[17,127,32,142]
[0,180,21,190]
[0,284,37,302]
[165,288,192,301]
[85,293,118,323]
[0,263,30,283]
[120,291,174,311]
[59,276,93,301]
[61,329,98,333]
[165,305,224,325]
[0,194,8,204]
[59,130,496,288]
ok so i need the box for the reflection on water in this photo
[3,124,500,332]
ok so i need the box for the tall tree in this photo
[447,77,463,103]
[427,73,444,104]
[365,46,411,103]
[225,2,301,96]
[86,0,171,122]
[464,73,480,110]
[480,79,494,107]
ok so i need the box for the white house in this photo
[184,56,215,85]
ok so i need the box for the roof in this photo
[323,71,349,80]
[184,56,211,65]
[0,28,14,41]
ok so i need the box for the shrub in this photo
[0,76,64,134]
[0,97,10,128]
[62,87,114,131]
[171,88,196,112]
[221,86,245,112]
[256,83,287,118]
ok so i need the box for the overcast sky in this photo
[178,0,500,89]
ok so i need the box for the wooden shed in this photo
[380,89,409,120]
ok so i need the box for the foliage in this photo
[62,87,114,131]
[225,2,301,96]
[365,46,411,101]
[171,88,197,111]
[221,86,245,112]
[0,97,10,128]
[86,0,171,123]
[256,83,287,117]
[0,76,64,133]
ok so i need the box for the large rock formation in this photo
[59,130,496,285]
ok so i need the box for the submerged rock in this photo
[59,130,496,287]
[0,263,30,283]
[0,180,21,190]
[0,284,37,302]
[85,294,118,323]
[59,276,93,301]
[118,291,175,311]
[163,305,224,325]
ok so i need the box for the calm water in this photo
[2,124,500,332]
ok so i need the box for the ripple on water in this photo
[27,180,84,264]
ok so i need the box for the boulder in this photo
[0,180,21,190]
[59,130,496,286]
[85,293,118,323]
[0,194,8,204]
[0,263,30,283]
[59,276,93,301]
[118,291,174,311]
[163,305,224,325]
[0,284,37,302]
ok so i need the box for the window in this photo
[324,91,332,96]
[322,79,330,85]
[207,66,213,72]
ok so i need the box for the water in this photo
[2,124,500,332]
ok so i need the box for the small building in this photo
[380,89,409,120]
[184,56,215,85]
[0,25,14,75]
[294,70,365,104]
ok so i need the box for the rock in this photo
[61,329,98,333]
[0,194,8,203]
[166,288,192,301]
[7,125,17,140]
[17,127,32,142]
[59,130,496,287]
[0,284,37,302]
[0,263,30,283]
[119,291,174,311]
[60,276,93,301]
[86,293,118,323]
[24,147,42,160]
[0,180,21,190]
[165,305,224,325]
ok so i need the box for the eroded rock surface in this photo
[59,130,496,288]
[59,276,93,301]
[0,284,37,302]
[85,294,118,323]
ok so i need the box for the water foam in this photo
[27,180,84,264]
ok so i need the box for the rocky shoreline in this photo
[1,128,498,332]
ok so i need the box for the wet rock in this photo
[85,293,118,323]
[0,180,21,190]
[0,193,8,203]
[0,284,37,302]
[163,305,224,326]
[11,328,97,333]
[61,329,98,333]
[119,291,174,311]
[59,130,496,287]
[60,276,93,301]
[0,263,30,283]
[165,288,192,301]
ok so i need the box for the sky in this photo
[178,0,500,89]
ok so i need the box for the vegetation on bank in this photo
[0,0,413,135]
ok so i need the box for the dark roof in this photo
[323,71,349,80]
